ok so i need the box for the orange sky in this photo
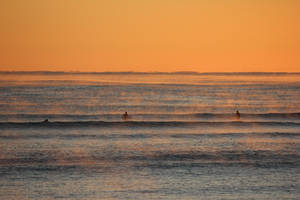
[0,0,299,72]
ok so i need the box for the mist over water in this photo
[0,72,299,199]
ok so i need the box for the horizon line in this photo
[1,70,300,75]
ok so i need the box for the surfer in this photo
[42,119,49,123]
[236,110,240,119]
[122,112,129,120]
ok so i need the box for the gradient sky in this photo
[0,0,299,72]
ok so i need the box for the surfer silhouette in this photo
[43,119,49,123]
[122,112,129,120]
[236,110,240,119]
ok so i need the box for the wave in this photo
[0,132,298,140]
[1,112,300,122]
[1,120,300,128]
[0,149,299,167]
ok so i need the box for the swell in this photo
[1,112,300,122]
[0,150,299,167]
[0,132,299,140]
[0,120,300,128]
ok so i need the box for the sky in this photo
[0,0,299,72]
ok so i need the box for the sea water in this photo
[0,72,299,199]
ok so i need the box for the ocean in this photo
[0,72,299,199]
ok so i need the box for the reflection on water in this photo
[1,73,300,118]
[0,72,299,199]
[0,124,299,199]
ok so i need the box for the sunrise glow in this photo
[0,0,299,72]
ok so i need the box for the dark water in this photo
[0,72,299,199]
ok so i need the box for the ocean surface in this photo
[0,72,299,200]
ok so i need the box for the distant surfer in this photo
[122,112,129,120]
[236,110,240,119]
[42,119,49,123]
